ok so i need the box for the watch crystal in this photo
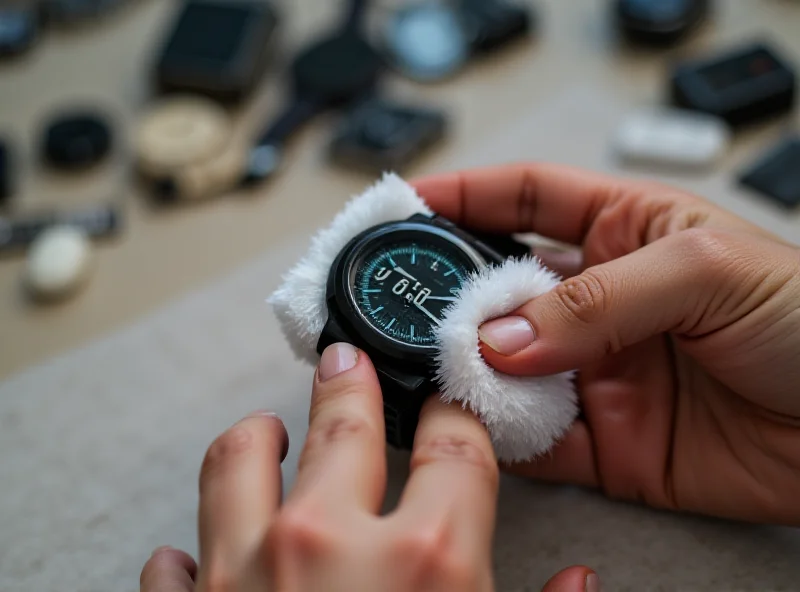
[352,240,475,347]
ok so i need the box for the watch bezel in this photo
[327,219,487,363]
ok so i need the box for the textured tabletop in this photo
[2,86,799,591]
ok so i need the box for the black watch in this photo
[316,213,528,450]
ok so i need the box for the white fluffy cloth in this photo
[434,259,577,461]
[268,173,577,462]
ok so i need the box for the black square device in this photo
[670,40,796,127]
[153,0,279,102]
[738,135,800,210]
[328,98,448,174]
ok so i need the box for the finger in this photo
[532,246,583,278]
[477,227,785,377]
[140,547,196,592]
[392,397,499,558]
[501,419,598,489]
[288,343,387,514]
[412,162,673,244]
[196,412,288,586]
[541,566,600,592]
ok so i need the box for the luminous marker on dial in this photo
[444,269,455,276]
[387,318,396,329]
[364,289,381,293]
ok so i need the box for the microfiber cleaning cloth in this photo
[268,172,577,462]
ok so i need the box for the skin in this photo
[413,162,800,526]
[141,162,800,590]
[140,346,595,591]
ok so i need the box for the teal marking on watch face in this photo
[353,241,473,347]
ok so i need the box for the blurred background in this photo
[0,0,798,379]
[1,2,799,590]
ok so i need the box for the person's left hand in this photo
[139,343,598,592]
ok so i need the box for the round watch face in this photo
[348,226,482,349]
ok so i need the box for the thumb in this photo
[541,566,600,592]
[478,228,772,376]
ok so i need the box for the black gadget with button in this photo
[670,40,796,127]
[153,0,280,103]
[738,135,800,210]
[328,98,448,174]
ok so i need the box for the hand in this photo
[413,162,800,526]
[140,343,598,591]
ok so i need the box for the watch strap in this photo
[380,371,428,450]
[425,213,531,261]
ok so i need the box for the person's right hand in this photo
[413,163,800,526]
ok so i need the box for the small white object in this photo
[613,108,731,169]
[25,225,92,300]
[268,173,578,462]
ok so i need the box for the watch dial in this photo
[352,238,477,347]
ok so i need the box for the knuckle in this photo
[554,267,612,325]
[299,415,375,471]
[410,435,499,485]
[394,525,479,588]
[311,380,368,410]
[676,227,736,264]
[267,503,337,559]
[199,423,256,484]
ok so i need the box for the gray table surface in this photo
[2,85,800,591]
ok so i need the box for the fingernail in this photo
[151,545,172,556]
[318,342,358,381]
[585,573,601,592]
[246,410,281,419]
[478,316,535,355]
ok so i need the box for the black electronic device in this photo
[382,0,534,83]
[242,0,384,184]
[41,0,130,24]
[153,0,279,102]
[383,2,470,82]
[317,213,528,449]
[0,138,12,205]
[670,40,796,127]
[0,203,121,253]
[0,6,39,58]
[459,0,534,53]
[328,98,447,173]
[41,110,112,170]
[615,0,709,45]
[738,135,800,210]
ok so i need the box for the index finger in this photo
[412,162,650,244]
[391,397,499,556]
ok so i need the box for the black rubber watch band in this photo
[380,373,429,450]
